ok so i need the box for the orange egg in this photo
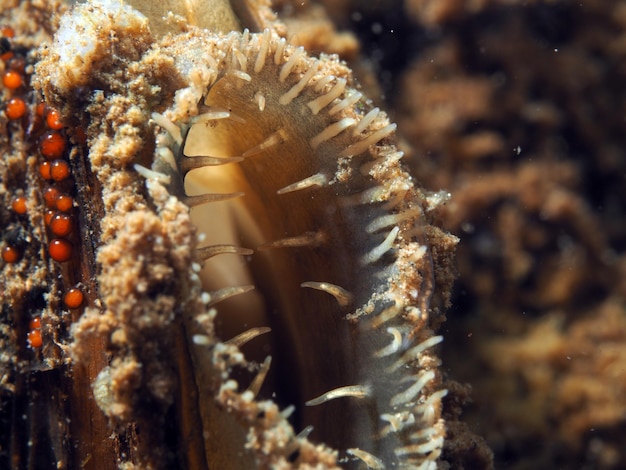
[11,196,27,214]
[46,108,64,130]
[50,159,70,181]
[3,70,22,89]
[36,102,46,117]
[27,329,43,348]
[50,213,72,237]
[39,161,52,180]
[64,288,84,309]
[55,194,73,212]
[1,26,15,38]
[44,209,55,226]
[29,317,41,330]
[5,97,26,120]
[40,131,67,159]
[48,239,73,262]
[2,245,20,263]
[43,186,60,208]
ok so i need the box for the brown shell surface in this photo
[1,1,456,469]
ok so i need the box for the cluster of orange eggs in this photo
[2,25,77,260]
[1,25,25,264]
[24,288,84,350]
[38,111,75,263]
[2,25,84,349]
[26,317,43,348]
